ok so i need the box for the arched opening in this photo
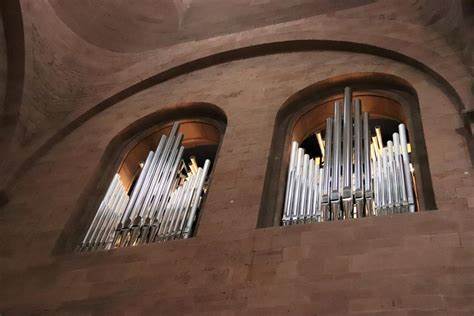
[258,73,436,228]
[55,103,227,254]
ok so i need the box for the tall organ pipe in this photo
[331,101,342,201]
[118,150,155,227]
[342,87,353,197]
[283,142,298,224]
[342,88,353,219]
[363,112,373,216]
[321,118,333,221]
[80,175,120,249]
[398,124,415,212]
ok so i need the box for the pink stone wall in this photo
[0,0,473,314]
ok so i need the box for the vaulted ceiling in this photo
[48,0,375,52]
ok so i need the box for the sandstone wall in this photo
[0,0,473,315]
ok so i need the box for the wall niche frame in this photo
[258,72,437,228]
[54,102,227,254]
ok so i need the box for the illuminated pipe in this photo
[94,185,127,249]
[137,131,183,223]
[387,140,399,212]
[388,140,402,211]
[306,158,315,221]
[80,175,120,250]
[321,118,333,221]
[126,133,181,246]
[300,154,309,222]
[145,139,184,223]
[316,133,325,161]
[342,87,353,219]
[375,127,383,151]
[174,170,202,238]
[182,159,211,238]
[283,141,299,224]
[117,150,155,228]
[353,100,364,217]
[88,177,122,248]
[190,156,198,175]
[311,163,321,221]
[362,112,373,217]
[167,166,200,239]
[398,124,415,212]
[164,177,192,240]
[118,137,164,233]
[331,101,342,220]
[291,148,305,222]
[393,133,408,211]
[149,146,184,242]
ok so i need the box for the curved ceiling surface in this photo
[48,0,375,53]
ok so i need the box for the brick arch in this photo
[53,101,227,254]
[4,38,470,193]
[258,72,436,228]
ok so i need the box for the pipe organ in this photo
[80,122,211,251]
[282,87,416,225]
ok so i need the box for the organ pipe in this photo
[79,122,211,252]
[282,87,416,225]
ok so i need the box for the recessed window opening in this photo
[79,120,219,252]
[282,87,419,226]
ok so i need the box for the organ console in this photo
[282,87,417,225]
[79,122,211,252]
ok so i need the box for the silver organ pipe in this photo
[282,87,417,225]
[342,87,353,219]
[331,101,342,220]
[399,123,415,212]
[363,112,373,216]
[321,118,333,221]
[353,99,364,217]
[79,122,211,252]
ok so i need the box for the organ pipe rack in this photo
[282,87,416,225]
[79,122,210,252]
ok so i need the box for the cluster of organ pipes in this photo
[79,122,211,252]
[282,87,416,225]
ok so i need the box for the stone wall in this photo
[0,0,473,315]
[0,13,6,117]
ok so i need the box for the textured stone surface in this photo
[0,0,473,314]
[0,13,6,117]
[1,0,472,189]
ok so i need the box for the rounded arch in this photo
[0,0,25,195]
[4,39,471,194]
[53,102,227,254]
[258,72,436,228]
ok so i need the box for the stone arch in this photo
[54,101,227,254]
[5,38,471,193]
[258,72,436,228]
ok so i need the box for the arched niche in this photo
[55,102,227,254]
[258,73,436,228]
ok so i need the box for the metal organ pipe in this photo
[399,123,415,212]
[321,118,333,221]
[281,87,417,226]
[363,112,373,217]
[80,122,212,252]
[353,100,364,218]
[342,87,353,219]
